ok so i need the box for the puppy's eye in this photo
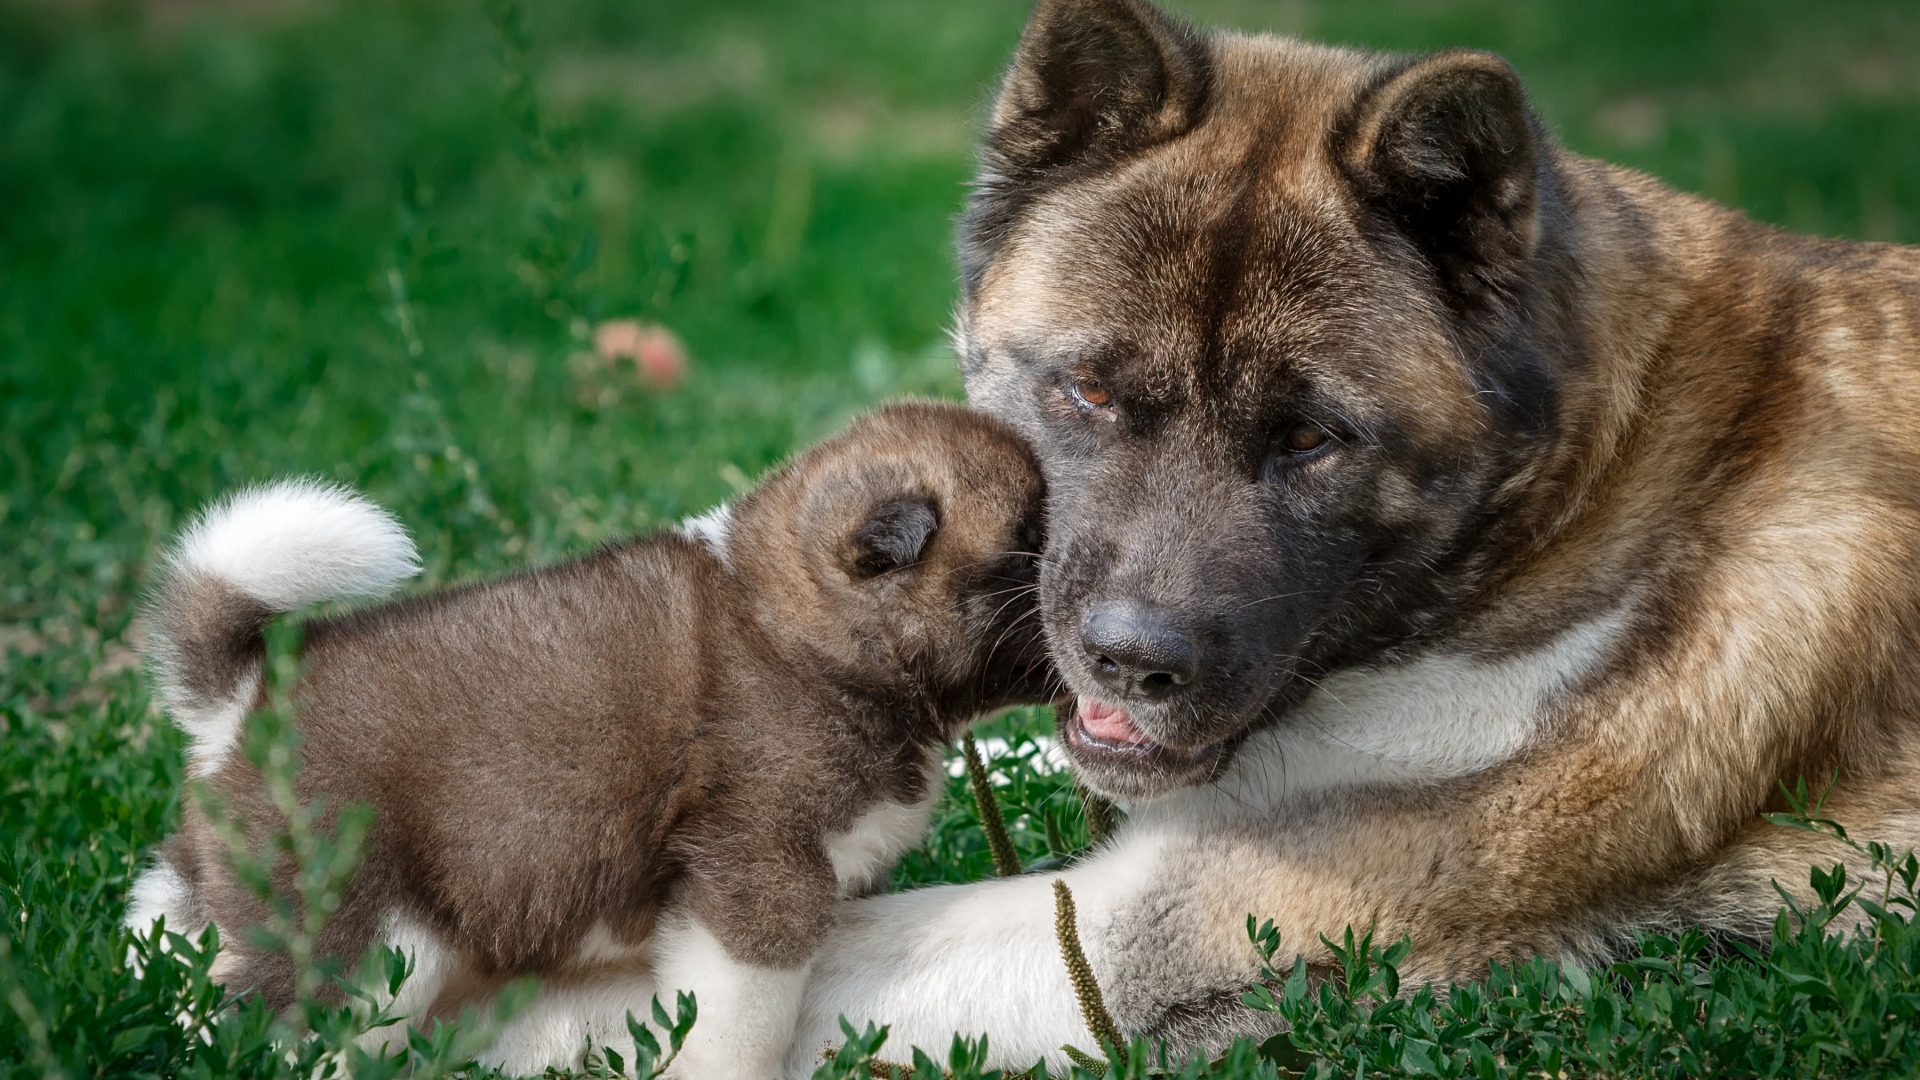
[1282,422,1331,455]
[1068,376,1116,419]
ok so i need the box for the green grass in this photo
[3,0,1918,1076]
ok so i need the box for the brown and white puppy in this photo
[125,401,1051,1078]
[779,0,1920,1072]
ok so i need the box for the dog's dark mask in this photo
[960,0,1575,800]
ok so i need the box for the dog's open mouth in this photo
[1062,696,1222,772]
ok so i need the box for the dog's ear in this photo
[986,0,1210,177]
[848,495,939,579]
[963,0,1209,289]
[1344,51,1540,311]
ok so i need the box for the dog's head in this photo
[960,0,1577,799]
[729,401,1053,727]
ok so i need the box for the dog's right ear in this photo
[963,0,1210,288]
[986,0,1210,177]
[847,495,939,580]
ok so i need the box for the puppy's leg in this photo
[352,910,465,1059]
[209,938,301,1008]
[126,858,207,939]
[125,849,212,976]
[125,850,219,1043]
[652,912,810,1080]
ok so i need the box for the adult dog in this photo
[781,0,1920,1071]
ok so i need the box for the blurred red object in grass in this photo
[594,319,688,390]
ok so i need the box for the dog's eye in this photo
[1283,422,1331,455]
[1068,376,1115,417]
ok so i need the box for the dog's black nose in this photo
[1081,604,1200,700]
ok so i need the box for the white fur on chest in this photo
[825,795,936,896]
[1145,608,1628,823]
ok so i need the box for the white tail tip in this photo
[170,478,421,611]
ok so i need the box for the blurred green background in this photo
[2,0,1918,688]
[0,2,1916,1070]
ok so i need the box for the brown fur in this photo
[159,402,1052,1006]
[955,0,1920,1039]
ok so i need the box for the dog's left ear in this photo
[1343,51,1540,312]
[848,495,939,579]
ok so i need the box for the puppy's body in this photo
[130,403,1051,1077]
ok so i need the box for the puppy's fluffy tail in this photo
[150,479,418,774]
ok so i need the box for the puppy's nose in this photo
[1080,604,1200,700]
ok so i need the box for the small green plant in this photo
[1762,773,1920,940]
[964,733,1022,879]
[578,992,698,1080]
[484,0,597,331]
[1054,879,1127,1074]
[815,1018,1011,1080]
[905,712,1119,887]
[1080,790,1115,850]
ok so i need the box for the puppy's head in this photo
[727,401,1052,725]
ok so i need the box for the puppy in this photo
[131,402,1051,1077]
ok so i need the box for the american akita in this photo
[777,0,1920,1071]
[124,402,1052,1079]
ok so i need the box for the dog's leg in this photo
[782,831,1188,1078]
[1643,758,1920,947]
[652,913,808,1080]
[479,967,666,1074]
[784,875,1077,1076]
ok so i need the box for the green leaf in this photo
[673,989,699,1046]
[1400,1037,1445,1078]
[1561,961,1592,999]
[628,1009,662,1077]
[1256,1032,1317,1074]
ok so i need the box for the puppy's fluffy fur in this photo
[132,402,1052,1077]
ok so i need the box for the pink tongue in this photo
[1079,697,1151,745]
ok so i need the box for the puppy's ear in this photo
[1343,51,1539,311]
[848,495,939,579]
